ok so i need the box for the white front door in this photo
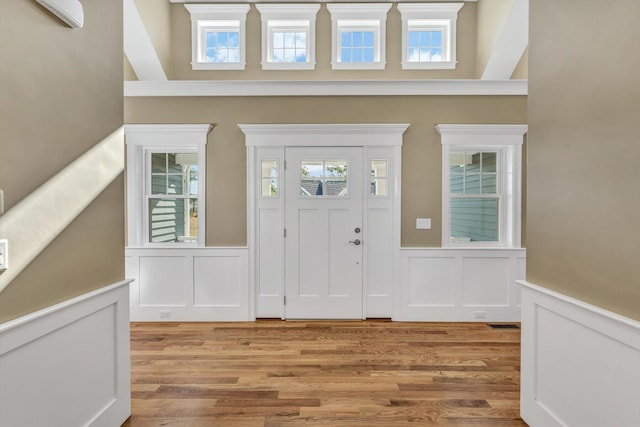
[284,147,363,319]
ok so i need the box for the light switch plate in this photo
[416,218,431,229]
[0,239,8,270]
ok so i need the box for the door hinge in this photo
[284,296,287,305]
[284,228,287,238]
[284,160,287,170]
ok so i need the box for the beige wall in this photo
[475,0,513,78]
[527,0,640,320]
[125,95,526,247]
[0,0,124,322]
[135,0,172,78]
[168,2,478,81]
[511,46,528,79]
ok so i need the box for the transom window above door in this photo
[300,160,348,197]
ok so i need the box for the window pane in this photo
[261,160,278,178]
[167,154,182,173]
[353,48,363,62]
[326,161,347,177]
[301,178,323,196]
[218,32,228,47]
[325,180,348,196]
[167,174,185,194]
[371,178,387,196]
[431,47,443,61]
[206,32,218,47]
[151,175,166,194]
[284,32,295,48]
[480,173,497,194]
[420,31,431,46]
[353,32,363,47]
[482,152,497,172]
[188,174,198,196]
[408,31,420,47]
[301,161,323,178]
[149,198,198,243]
[296,50,307,62]
[450,198,499,242]
[274,32,284,48]
[229,32,239,48]
[363,31,374,47]
[371,160,388,177]
[363,48,374,62]
[228,48,239,62]
[465,174,481,194]
[341,48,352,62]
[341,31,351,47]
[151,153,166,173]
[295,32,306,48]
[262,178,278,196]
[432,31,442,47]
[284,49,296,62]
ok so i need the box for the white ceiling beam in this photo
[481,0,528,80]
[123,0,167,81]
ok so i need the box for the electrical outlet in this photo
[0,239,8,271]
[416,218,431,229]
[159,310,172,319]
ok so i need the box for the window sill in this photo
[261,61,316,71]
[191,62,246,71]
[331,61,386,71]
[401,60,457,70]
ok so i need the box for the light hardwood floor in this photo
[124,320,527,426]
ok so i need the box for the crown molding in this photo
[124,79,527,97]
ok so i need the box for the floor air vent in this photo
[487,324,520,329]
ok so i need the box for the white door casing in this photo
[284,147,364,319]
[241,124,408,320]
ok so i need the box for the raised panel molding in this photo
[0,281,131,427]
[395,248,525,321]
[519,281,640,427]
[126,248,250,321]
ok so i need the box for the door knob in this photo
[354,227,361,233]
[349,239,361,246]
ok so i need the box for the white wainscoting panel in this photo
[395,248,525,321]
[519,281,640,427]
[126,248,250,321]
[366,208,393,316]
[0,280,131,427]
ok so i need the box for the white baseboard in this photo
[0,280,132,427]
[519,280,640,427]
[126,247,250,321]
[394,248,526,321]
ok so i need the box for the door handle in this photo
[348,239,361,246]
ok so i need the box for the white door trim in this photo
[241,123,409,320]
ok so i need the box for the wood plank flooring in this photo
[123,320,528,426]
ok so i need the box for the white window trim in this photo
[437,124,526,249]
[256,4,320,71]
[327,3,392,70]
[398,3,463,70]
[184,4,250,71]
[125,124,213,248]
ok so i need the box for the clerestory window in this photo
[256,4,320,70]
[327,3,392,70]
[184,4,250,70]
[398,3,463,70]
